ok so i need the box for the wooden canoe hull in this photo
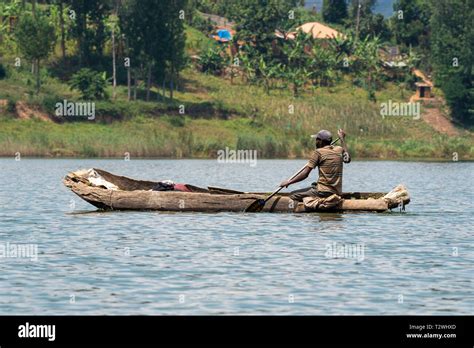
[63,169,409,213]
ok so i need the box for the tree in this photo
[230,0,303,57]
[118,1,137,101]
[390,0,431,69]
[281,32,313,96]
[352,36,383,101]
[120,0,165,101]
[238,47,257,83]
[106,0,121,100]
[200,46,226,74]
[0,0,22,56]
[164,0,187,101]
[58,0,66,59]
[14,13,56,93]
[348,0,389,41]
[47,0,69,60]
[391,0,430,49]
[31,0,36,17]
[256,54,282,94]
[229,0,303,92]
[311,43,340,87]
[349,0,375,38]
[70,0,110,66]
[69,68,108,100]
[120,0,187,101]
[322,0,348,24]
[430,0,473,124]
[195,0,237,17]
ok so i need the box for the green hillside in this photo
[0,1,472,160]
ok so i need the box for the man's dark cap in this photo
[311,130,332,141]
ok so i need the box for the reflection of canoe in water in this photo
[63,169,410,213]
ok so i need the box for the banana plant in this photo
[257,55,282,94]
[281,31,313,96]
[238,47,256,83]
[352,35,383,101]
[0,0,22,55]
[310,44,340,87]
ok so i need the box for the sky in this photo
[304,0,395,18]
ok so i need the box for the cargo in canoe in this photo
[63,168,410,213]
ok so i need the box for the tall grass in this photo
[1,115,472,159]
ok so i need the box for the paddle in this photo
[244,137,340,213]
[208,186,245,195]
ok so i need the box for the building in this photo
[276,21,345,41]
[414,82,432,99]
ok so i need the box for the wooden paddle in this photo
[245,137,340,213]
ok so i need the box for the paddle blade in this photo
[244,199,265,213]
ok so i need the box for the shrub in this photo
[0,63,6,79]
[166,115,186,127]
[190,14,213,34]
[7,98,17,113]
[69,68,108,100]
[200,46,226,74]
[41,94,63,115]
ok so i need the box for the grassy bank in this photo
[1,117,472,159]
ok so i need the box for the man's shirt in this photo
[306,145,351,195]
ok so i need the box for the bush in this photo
[41,94,63,115]
[69,68,108,100]
[0,63,6,80]
[165,115,186,127]
[7,98,17,113]
[190,13,213,34]
[200,46,226,74]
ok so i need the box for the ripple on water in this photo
[0,159,472,314]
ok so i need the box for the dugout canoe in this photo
[63,168,410,213]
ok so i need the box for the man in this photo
[280,129,351,201]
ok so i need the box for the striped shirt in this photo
[306,145,351,195]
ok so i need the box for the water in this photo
[304,0,395,18]
[0,159,472,315]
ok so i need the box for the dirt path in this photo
[15,101,52,122]
[199,12,235,28]
[420,100,460,136]
[410,69,460,136]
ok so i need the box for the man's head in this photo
[311,130,332,148]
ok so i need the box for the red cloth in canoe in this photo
[174,183,191,192]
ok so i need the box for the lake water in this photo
[304,0,395,17]
[0,159,472,315]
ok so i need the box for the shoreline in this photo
[1,156,472,162]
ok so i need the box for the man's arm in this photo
[280,166,312,188]
[338,129,351,163]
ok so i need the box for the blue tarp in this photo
[217,29,232,41]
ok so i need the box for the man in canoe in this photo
[280,129,351,202]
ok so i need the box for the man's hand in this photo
[337,128,347,140]
[338,129,351,163]
[280,180,291,188]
